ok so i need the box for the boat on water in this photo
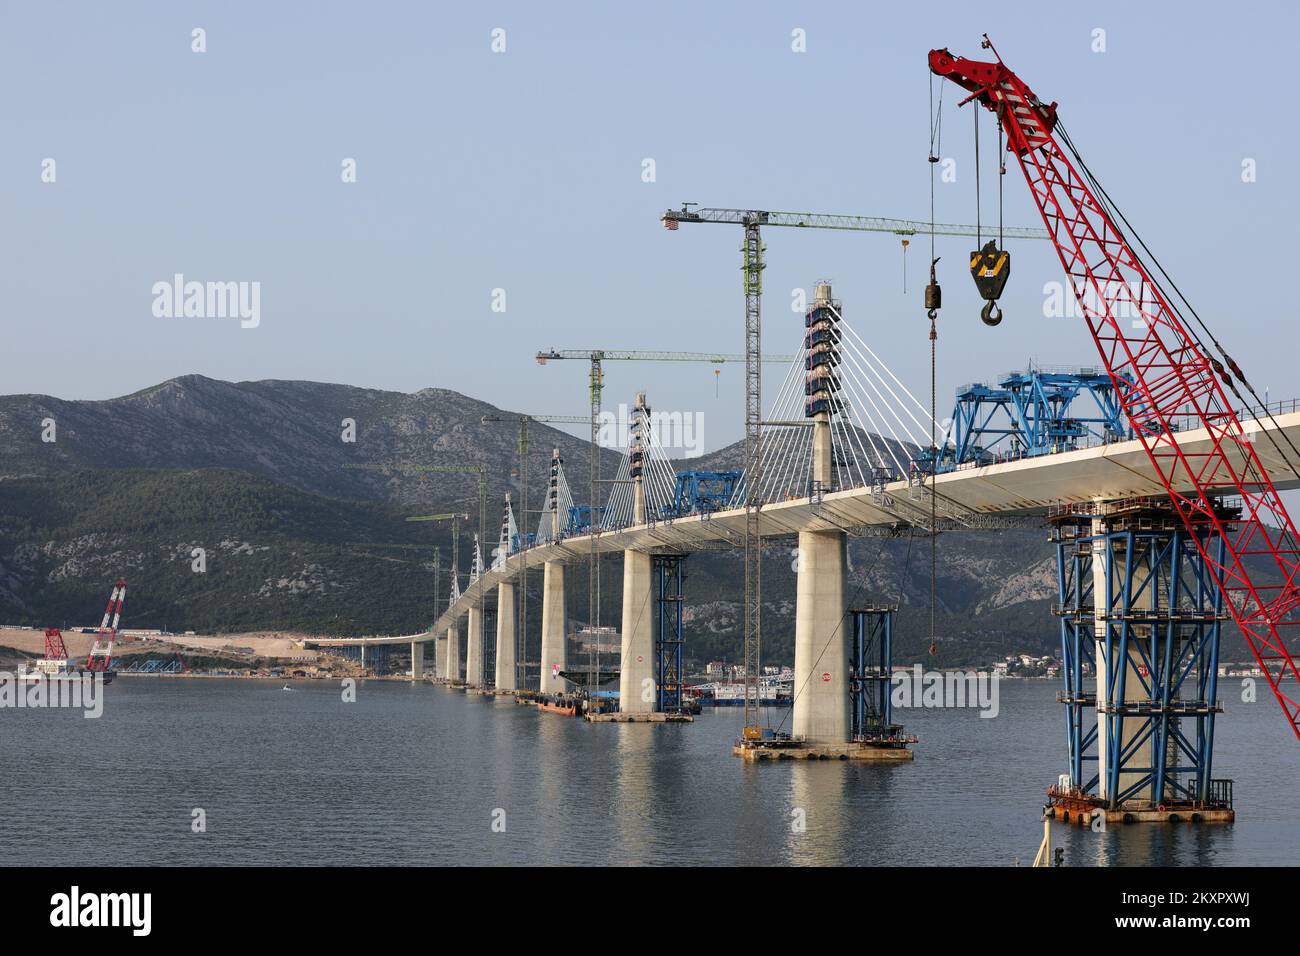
[696,674,792,707]
[536,695,581,717]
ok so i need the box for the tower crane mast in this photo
[405,512,470,608]
[660,205,1047,732]
[931,37,1300,739]
[481,412,592,690]
[534,349,796,659]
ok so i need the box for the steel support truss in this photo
[653,553,687,714]
[849,605,908,744]
[1051,497,1235,810]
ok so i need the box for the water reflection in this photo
[0,679,1290,866]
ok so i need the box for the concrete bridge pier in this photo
[1091,508,1153,806]
[539,561,567,694]
[793,529,850,743]
[619,551,654,712]
[446,623,461,683]
[466,605,484,687]
[411,640,424,680]
[495,582,517,691]
[619,393,655,715]
[793,282,851,746]
[434,631,445,679]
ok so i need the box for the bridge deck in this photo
[330,410,1300,645]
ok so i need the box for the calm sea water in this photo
[2,677,1298,866]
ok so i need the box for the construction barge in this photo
[1045,782,1235,825]
[733,728,917,762]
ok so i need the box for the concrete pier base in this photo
[586,711,694,723]
[733,740,914,762]
[618,549,654,714]
[792,529,850,745]
[465,605,484,687]
[495,582,516,692]
[539,561,567,694]
[411,641,424,680]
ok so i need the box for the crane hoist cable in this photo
[970,93,1010,326]
[925,71,943,658]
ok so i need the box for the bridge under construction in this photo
[312,38,1300,829]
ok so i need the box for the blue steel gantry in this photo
[919,368,1132,474]
[671,471,742,517]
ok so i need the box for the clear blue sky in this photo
[3,1,1296,452]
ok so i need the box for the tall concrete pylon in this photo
[793,281,851,745]
[539,563,566,692]
[464,533,486,687]
[446,622,462,682]
[495,582,516,691]
[495,495,519,691]
[466,605,484,687]
[539,448,568,694]
[620,393,655,714]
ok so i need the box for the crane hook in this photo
[924,257,942,321]
[981,301,1003,326]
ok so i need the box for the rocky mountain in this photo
[0,374,621,512]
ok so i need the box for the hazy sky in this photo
[3,1,1297,453]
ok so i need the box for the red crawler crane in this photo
[85,578,127,673]
[931,38,1300,738]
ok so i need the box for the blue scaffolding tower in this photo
[849,606,910,744]
[1049,497,1236,813]
[653,553,687,713]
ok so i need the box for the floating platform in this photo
[1046,787,1234,825]
[584,711,694,723]
[733,739,915,762]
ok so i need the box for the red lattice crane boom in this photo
[930,39,1300,739]
[86,578,127,673]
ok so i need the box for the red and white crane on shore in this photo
[930,37,1300,739]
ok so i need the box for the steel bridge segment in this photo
[417,410,1300,641]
